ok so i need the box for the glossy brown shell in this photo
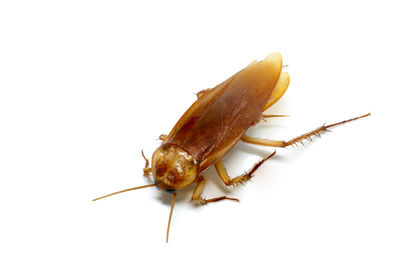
[164,53,284,172]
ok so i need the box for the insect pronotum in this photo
[93,52,370,242]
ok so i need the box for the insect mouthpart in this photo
[154,180,177,193]
[151,144,198,191]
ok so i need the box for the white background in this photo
[1,1,399,266]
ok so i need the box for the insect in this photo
[93,52,370,242]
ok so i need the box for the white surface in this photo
[0,1,399,266]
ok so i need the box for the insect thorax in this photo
[151,144,198,191]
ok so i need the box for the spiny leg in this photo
[242,113,370,148]
[214,151,276,186]
[191,176,239,206]
[141,150,152,177]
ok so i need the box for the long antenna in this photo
[166,192,177,243]
[92,184,156,201]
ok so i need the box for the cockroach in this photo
[93,52,370,242]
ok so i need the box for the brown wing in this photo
[165,53,284,171]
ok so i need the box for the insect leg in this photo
[159,134,168,141]
[259,114,289,123]
[214,151,276,186]
[242,113,370,148]
[262,114,289,119]
[141,150,152,177]
[191,176,239,205]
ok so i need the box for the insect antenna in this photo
[166,192,177,243]
[92,184,156,201]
